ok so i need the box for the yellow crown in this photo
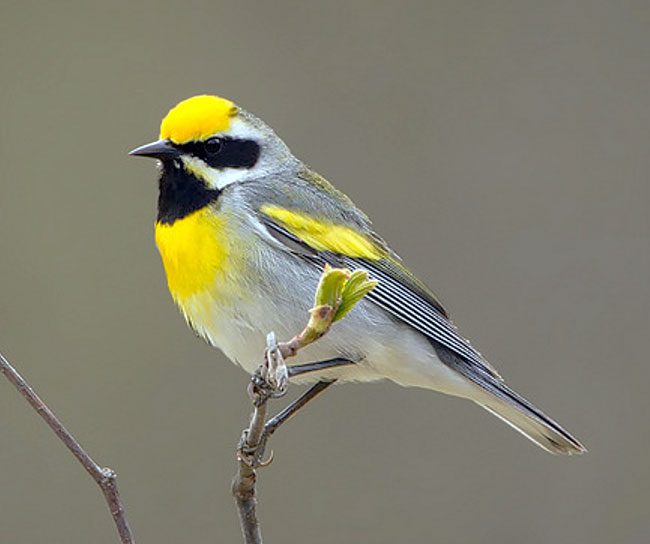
[159,95,238,144]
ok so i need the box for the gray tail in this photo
[477,383,586,455]
[434,343,586,455]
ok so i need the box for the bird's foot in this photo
[236,428,273,468]
[250,332,288,400]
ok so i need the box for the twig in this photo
[231,374,269,544]
[231,266,377,544]
[0,351,135,544]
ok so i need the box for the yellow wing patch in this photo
[155,208,231,302]
[261,205,384,260]
[159,95,238,144]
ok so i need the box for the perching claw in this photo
[236,428,274,469]
[263,332,289,397]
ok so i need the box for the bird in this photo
[130,94,585,455]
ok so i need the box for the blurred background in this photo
[1,1,649,543]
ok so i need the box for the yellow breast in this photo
[154,208,233,304]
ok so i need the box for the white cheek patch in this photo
[180,155,252,191]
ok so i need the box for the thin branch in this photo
[231,267,377,544]
[231,380,269,544]
[0,351,135,544]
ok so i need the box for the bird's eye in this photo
[204,138,222,155]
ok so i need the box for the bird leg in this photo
[287,357,354,378]
[243,380,336,467]
[240,334,353,467]
[264,379,335,436]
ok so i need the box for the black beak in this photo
[129,139,179,159]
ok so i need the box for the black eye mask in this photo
[178,137,261,169]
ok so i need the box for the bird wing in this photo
[257,205,502,382]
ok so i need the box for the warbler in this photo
[130,94,585,455]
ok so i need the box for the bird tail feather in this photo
[476,382,586,455]
[432,342,585,454]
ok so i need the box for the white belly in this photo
[179,264,474,400]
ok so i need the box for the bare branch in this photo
[231,378,269,544]
[0,351,135,544]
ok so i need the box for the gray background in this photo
[1,1,648,543]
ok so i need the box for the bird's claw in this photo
[260,332,289,397]
[236,430,273,468]
[239,332,289,468]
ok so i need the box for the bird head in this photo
[130,94,295,191]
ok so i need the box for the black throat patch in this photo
[156,137,261,224]
[157,160,221,224]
